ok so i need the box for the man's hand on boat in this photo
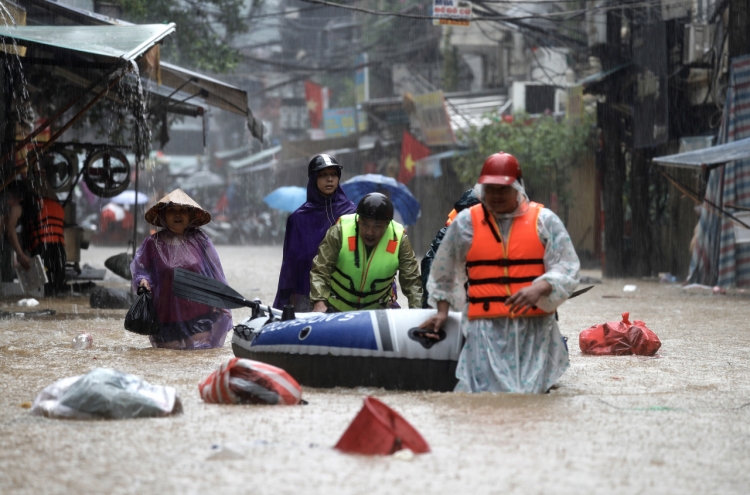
[418,300,450,339]
[505,280,552,314]
[313,300,328,312]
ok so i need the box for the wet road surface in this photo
[1,246,749,494]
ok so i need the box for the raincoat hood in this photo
[145,189,211,228]
[473,180,530,220]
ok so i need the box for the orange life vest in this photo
[465,202,550,319]
[27,197,65,250]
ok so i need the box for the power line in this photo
[296,0,672,23]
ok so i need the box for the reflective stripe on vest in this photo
[466,202,549,319]
[28,198,65,251]
[328,214,403,311]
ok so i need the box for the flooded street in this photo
[1,245,749,494]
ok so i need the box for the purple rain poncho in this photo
[273,174,356,310]
[130,228,232,349]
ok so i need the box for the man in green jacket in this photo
[310,193,422,312]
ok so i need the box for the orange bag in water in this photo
[579,312,661,356]
[199,358,302,405]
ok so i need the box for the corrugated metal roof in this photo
[653,137,750,170]
[0,24,175,62]
[160,62,249,117]
[445,93,510,131]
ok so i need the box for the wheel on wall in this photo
[83,148,130,198]
[40,147,79,193]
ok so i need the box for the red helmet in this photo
[478,152,521,185]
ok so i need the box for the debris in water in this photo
[17,298,40,307]
[206,445,245,461]
[72,333,93,350]
[0,309,56,319]
[392,448,415,461]
[623,285,637,292]
[335,396,430,455]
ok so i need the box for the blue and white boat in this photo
[232,308,464,391]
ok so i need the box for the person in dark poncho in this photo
[273,154,356,311]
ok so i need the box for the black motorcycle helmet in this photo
[356,193,394,222]
[308,154,342,177]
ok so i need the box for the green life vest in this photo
[328,214,404,311]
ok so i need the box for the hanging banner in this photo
[355,53,369,104]
[305,81,328,129]
[433,0,472,27]
[324,108,356,137]
[399,131,430,185]
[413,91,456,146]
[567,85,583,123]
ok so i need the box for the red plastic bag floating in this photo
[579,312,661,356]
[199,358,302,405]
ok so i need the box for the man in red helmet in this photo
[419,152,580,393]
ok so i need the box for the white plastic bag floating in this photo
[31,368,182,420]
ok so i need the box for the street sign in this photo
[433,0,472,27]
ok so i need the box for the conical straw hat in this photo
[144,189,211,227]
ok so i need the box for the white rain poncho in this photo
[427,182,580,393]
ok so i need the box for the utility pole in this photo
[0,64,16,282]
[600,10,626,277]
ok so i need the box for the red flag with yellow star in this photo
[305,80,324,129]
[398,131,430,184]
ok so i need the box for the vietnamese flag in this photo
[398,131,430,184]
[305,80,324,129]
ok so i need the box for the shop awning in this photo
[0,24,175,63]
[49,65,204,118]
[653,137,750,170]
[11,0,263,139]
[160,63,248,117]
[215,144,253,161]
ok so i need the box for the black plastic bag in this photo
[124,287,160,336]
[105,252,133,281]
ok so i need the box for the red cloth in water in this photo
[579,312,661,356]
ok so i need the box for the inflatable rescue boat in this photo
[169,268,463,391]
[232,307,464,392]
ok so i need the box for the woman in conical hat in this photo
[130,189,232,349]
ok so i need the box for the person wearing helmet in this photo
[273,154,356,311]
[420,188,480,308]
[419,152,580,393]
[310,192,422,312]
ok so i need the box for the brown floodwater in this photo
[1,246,749,494]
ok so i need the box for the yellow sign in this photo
[413,91,455,146]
